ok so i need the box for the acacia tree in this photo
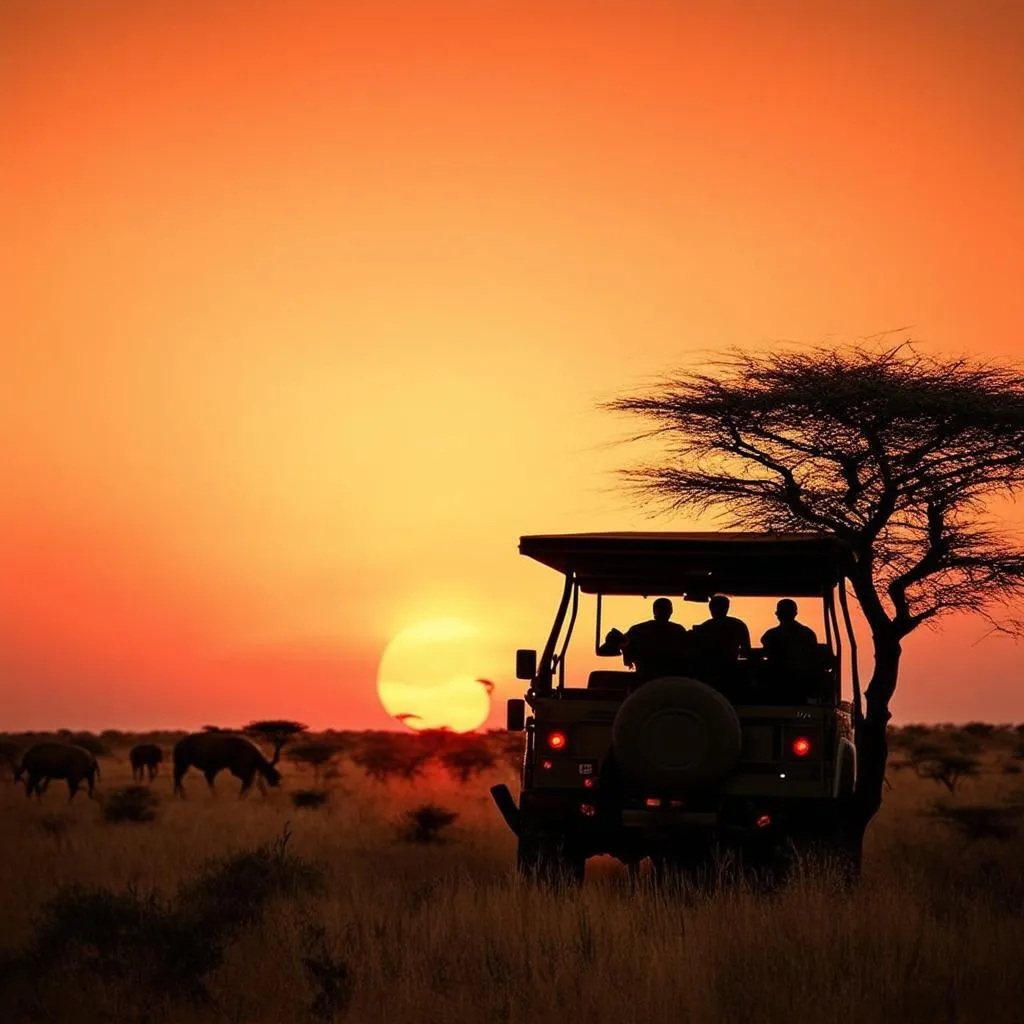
[608,343,1024,836]
[242,720,308,765]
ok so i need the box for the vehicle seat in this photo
[587,671,634,694]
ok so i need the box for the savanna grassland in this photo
[1,725,1023,1024]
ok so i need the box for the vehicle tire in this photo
[517,828,585,888]
[612,676,742,792]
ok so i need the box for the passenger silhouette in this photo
[620,598,689,683]
[693,595,751,662]
[760,599,819,700]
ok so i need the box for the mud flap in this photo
[490,784,521,836]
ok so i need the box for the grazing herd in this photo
[8,732,284,802]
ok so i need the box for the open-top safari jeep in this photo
[491,532,862,885]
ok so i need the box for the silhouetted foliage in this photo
[102,785,160,825]
[962,722,996,739]
[287,741,340,783]
[0,825,325,1015]
[440,737,496,783]
[400,803,459,843]
[352,734,431,783]
[178,825,323,934]
[928,801,1024,842]
[608,342,1024,830]
[290,789,330,810]
[243,720,308,764]
[0,884,223,1007]
[910,746,980,793]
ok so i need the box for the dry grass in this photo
[0,732,1022,1023]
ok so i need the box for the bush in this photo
[928,801,1024,842]
[102,786,160,825]
[178,825,323,934]
[1,884,222,1005]
[290,789,330,810]
[400,803,459,843]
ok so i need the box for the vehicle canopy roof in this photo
[519,532,851,598]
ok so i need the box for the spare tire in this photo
[612,676,742,791]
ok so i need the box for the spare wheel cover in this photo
[612,676,742,790]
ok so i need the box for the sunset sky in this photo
[2,0,1022,731]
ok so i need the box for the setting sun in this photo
[376,618,502,732]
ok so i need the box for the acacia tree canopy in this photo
[608,342,1024,829]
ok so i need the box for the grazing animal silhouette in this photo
[14,742,100,800]
[130,743,164,782]
[173,732,282,798]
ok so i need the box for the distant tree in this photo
[287,742,340,784]
[608,342,1024,841]
[910,744,980,793]
[440,737,496,784]
[242,720,308,765]
[962,722,996,740]
[351,734,430,783]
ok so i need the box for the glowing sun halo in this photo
[376,618,499,732]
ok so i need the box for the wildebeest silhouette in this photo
[14,742,100,800]
[173,732,282,797]
[130,743,164,782]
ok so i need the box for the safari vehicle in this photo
[490,532,861,885]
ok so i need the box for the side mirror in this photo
[515,649,537,680]
[506,698,526,732]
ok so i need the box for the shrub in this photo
[2,884,222,1005]
[400,803,459,843]
[178,825,323,934]
[291,789,330,811]
[928,801,1024,842]
[962,722,996,739]
[102,786,160,825]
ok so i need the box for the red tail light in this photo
[645,798,662,808]
[583,777,595,789]
[756,814,772,828]
[541,760,553,770]
[792,737,812,757]
[547,731,567,750]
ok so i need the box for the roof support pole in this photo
[837,580,864,728]
[535,573,573,696]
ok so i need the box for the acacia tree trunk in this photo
[852,635,901,837]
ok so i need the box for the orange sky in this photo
[2,0,1023,730]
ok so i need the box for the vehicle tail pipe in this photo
[490,784,521,836]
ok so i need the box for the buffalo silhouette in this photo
[15,742,100,800]
[173,732,282,797]
[130,743,164,782]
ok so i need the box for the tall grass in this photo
[0,735,1021,1023]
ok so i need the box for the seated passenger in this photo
[596,627,626,657]
[760,599,819,700]
[693,595,751,662]
[620,598,690,683]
